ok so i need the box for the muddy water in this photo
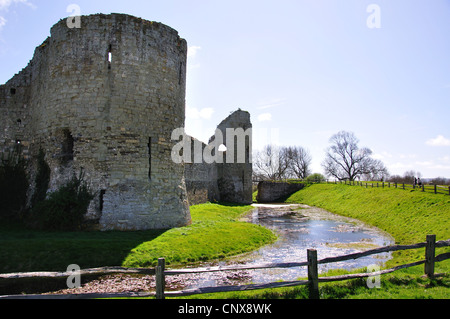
[182,204,394,289]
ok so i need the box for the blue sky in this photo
[1,0,449,178]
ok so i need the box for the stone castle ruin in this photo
[0,14,252,231]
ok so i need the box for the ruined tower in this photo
[184,109,253,205]
[0,14,191,230]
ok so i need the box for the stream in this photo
[51,204,395,294]
[180,204,394,290]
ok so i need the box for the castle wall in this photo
[1,14,254,229]
[0,14,191,230]
[184,110,253,206]
[184,137,220,205]
[256,181,305,203]
[215,110,253,205]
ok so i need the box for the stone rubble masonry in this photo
[184,109,253,206]
[0,14,253,231]
[0,14,191,231]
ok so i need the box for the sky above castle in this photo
[1,0,449,178]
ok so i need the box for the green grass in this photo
[122,203,277,267]
[171,183,450,300]
[0,223,165,273]
[180,269,449,300]
[2,185,449,299]
[286,183,450,270]
[0,203,276,273]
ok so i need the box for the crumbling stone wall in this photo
[1,14,254,230]
[184,137,221,205]
[184,110,253,205]
[215,110,253,205]
[0,14,191,230]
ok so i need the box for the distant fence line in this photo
[1,235,449,299]
[252,179,450,196]
[331,179,450,196]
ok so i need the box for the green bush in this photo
[305,173,326,183]
[30,171,94,231]
[0,150,29,220]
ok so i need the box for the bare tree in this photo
[404,170,422,181]
[362,159,390,181]
[431,177,450,185]
[253,145,289,180]
[253,145,312,181]
[285,146,312,179]
[322,131,388,181]
[389,170,422,184]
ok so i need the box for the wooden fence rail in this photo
[331,179,450,196]
[1,235,449,299]
[253,179,450,196]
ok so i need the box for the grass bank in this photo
[286,183,450,270]
[179,184,449,299]
[123,203,276,267]
[0,203,276,273]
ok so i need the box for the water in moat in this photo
[178,204,394,290]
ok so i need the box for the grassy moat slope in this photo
[190,184,449,299]
[286,183,450,271]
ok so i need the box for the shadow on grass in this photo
[0,202,250,274]
[0,220,170,295]
[0,220,168,273]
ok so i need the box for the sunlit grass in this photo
[122,203,277,267]
[0,203,276,273]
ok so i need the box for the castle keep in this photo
[0,14,252,231]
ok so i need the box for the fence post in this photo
[307,249,319,299]
[156,258,166,299]
[425,235,436,279]
[434,185,437,194]
[448,186,450,196]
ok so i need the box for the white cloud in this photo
[0,0,35,30]
[438,156,450,163]
[415,161,434,167]
[186,106,214,120]
[390,162,413,168]
[256,98,287,110]
[0,16,6,29]
[257,113,272,122]
[0,0,35,10]
[187,46,201,59]
[187,46,201,70]
[399,153,417,159]
[426,135,450,147]
[431,164,450,170]
[372,151,393,160]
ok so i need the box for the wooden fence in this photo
[333,179,450,196]
[0,235,449,299]
[253,179,450,196]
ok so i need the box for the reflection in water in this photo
[184,204,394,289]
